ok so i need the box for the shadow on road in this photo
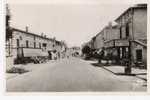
[91,63,104,67]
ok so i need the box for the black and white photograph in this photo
[5,0,148,92]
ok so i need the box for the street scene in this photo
[6,1,147,92]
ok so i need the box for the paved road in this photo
[6,57,146,92]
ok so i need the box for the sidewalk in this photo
[102,66,147,81]
[6,60,56,80]
[86,59,147,81]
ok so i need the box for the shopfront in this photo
[104,39,129,64]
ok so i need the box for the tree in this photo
[82,45,91,55]
[6,4,12,40]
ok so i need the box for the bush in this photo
[6,67,29,74]
[82,46,91,55]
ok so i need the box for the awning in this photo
[133,40,147,47]
[23,48,48,57]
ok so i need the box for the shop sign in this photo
[115,40,129,46]
[104,41,114,48]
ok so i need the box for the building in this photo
[114,4,147,67]
[82,40,93,49]
[8,27,66,65]
[90,23,119,58]
[93,29,104,50]
[5,4,68,68]
[11,28,53,59]
[53,40,67,59]
[69,47,81,57]
[85,4,147,68]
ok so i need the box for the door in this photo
[16,39,20,57]
[136,49,142,61]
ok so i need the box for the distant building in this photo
[53,40,67,59]
[70,47,81,56]
[90,23,119,57]
[102,24,120,58]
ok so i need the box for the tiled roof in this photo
[11,27,54,41]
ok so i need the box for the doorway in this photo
[136,49,142,61]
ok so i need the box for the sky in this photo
[7,0,147,47]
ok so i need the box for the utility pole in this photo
[125,40,132,74]
[125,8,134,74]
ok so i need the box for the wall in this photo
[132,42,146,64]
[105,26,120,41]
[115,6,147,65]
[131,8,147,64]
[12,31,34,48]
[11,30,56,58]
[115,9,133,39]
[133,8,147,40]
[94,29,105,49]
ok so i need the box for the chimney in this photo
[41,33,44,37]
[108,22,112,27]
[44,35,46,38]
[25,26,28,32]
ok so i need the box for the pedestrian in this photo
[98,49,104,64]
[58,52,60,59]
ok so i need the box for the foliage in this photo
[6,67,29,74]
[82,45,91,54]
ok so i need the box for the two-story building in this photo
[91,23,119,58]
[114,4,147,67]
[103,24,120,60]
[70,47,81,56]
[86,4,147,67]
[9,27,66,64]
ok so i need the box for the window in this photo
[39,43,41,48]
[42,43,47,47]
[34,36,36,40]
[126,23,129,38]
[120,47,122,58]
[26,40,29,48]
[42,43,47,50]
[16,39,19,47]
[34,42,36,48]
[19,36,22,40]
[125,47,129,58]
[120,27,122,39]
